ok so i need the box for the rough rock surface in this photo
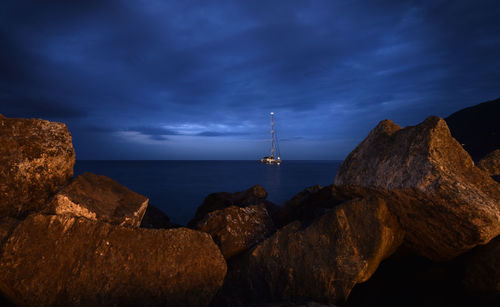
[0,115,75,218]
[463,236,500,298]
[45,172,149,227]
[140,204,175,229]
[232,196,404,304]
[478,149,500,176]
[188,185,269,227]
[0,214,227,306]
[0,217,19,252]
[335,116,500,260]
[195,204,276,259]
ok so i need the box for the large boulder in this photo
[232,196,404,304]
[195,204,276,259]
[335,116,500,260]
[188,185,269,227]
[0,214,227,306]
[478,149,500,176]
[45,172,148,227]
[0,115,75,218]
[463,235,500,299]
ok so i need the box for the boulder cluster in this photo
[0,113,499,306]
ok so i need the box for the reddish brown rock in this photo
[0,115,75,218]
[0,217,19,251]
[45,172,148,227]
[0,214,226,306]
[239,196,404,304]
[188,185,269,227]
[463,236,500,298]
[140,204,175,229]
[335,116,500,260]
[478,149,500,176]
[195,204,276,259]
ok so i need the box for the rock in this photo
[233,196,403,304]
[463,236,500,299]
[0,217,19,252]
[188,185,268,227]
[195,204,276,259]
[281,185,363,226]
[445,97,500,161]
[335,116,500,260]
[140,204,175,229]
[45,172,148,228]
[0,115,75,218]
[0,214,227,306]
[478,149,500,176]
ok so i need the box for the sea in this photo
[75,160,342,225]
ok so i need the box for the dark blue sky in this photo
[1,1,499,160]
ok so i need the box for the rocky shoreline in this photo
[0,112,499,306]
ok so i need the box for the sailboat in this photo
[260,112,282,165]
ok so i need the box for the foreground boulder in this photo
[45,172,148,227]
[463,236,500,299]
[188,185,269,227]
[335,116,500,260]
[195,204,276,259]
[0,214,227,306]
[0,115,75,218]
[478,149,500,176]
[226,196,403,304]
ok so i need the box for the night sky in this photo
[1,1,499,160]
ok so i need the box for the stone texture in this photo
[0,214,227,307]
[195,204,276,259]
[478,149,500,176]
[0,217,19,252]
[335,116,500,260]
[233,196,404,304]
[45,172,149,227]
[463,236,500,298]
[0,115,75,218]
[188,185,269,227]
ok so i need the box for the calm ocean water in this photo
[75,160,341,225]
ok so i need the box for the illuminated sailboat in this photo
[260,112,282,165]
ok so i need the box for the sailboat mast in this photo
[270,112,275,157]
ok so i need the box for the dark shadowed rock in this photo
[335,116,500,260]
[227,196,403,304]
[0,217,19,251]
[195,204,276,259]
[463,236,500,299]
[478,149,500,176]
[45,172,148,227]
[0,214,227,307]
[0,115,75,218]
[140,204,175,229]
[188,185,268,227]
[445,98,500,161]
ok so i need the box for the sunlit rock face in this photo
[0,114,75,218]
[478,149,500,176]
[46,172,148,227]
[463,235,500,298]
[227,196,403,305]
[335,116,500,260]
[195,204,276,259]
[0,214,227,307]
